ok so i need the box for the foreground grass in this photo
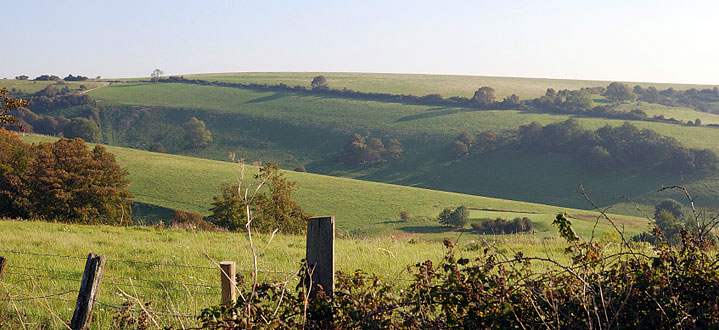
[0,220,582,328]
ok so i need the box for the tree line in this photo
[157,76,718,128]
[157,75,525,110]
[517,119,719,173]
[15,74,93,81]
[7,84,92,113]
[336,133,403,166]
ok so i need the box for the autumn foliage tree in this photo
[0,132,133,224]
[1,87,28,129]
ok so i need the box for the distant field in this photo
[0,79,106,94]
[21,135,647,240]
[10,74,719,222]
[87,82,719,154]
[81,82,719,215]
[183,72,718,99]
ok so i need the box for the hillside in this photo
[5,73,719,217]
[20,135,646,239]
[182,72,715,99]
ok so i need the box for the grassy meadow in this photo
[20,135,648,240]
[3,72,714,328]
[7,75,718,215]
[182,72,717,99]
[0,218,626,328]
[82,82,719,211]
[0,79,105,94]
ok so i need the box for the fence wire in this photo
[0,290,75,302]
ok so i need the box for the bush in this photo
[168,209,217,231]
[437,206,468,229]
[63,117,102,142]
[399,210,410,221]
[293,165,307,172]
[471,217,533,234]
[209,162,310,234]
[148,143,166,153]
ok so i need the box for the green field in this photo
[2,72,711,327]
[20,135,647,239]
[0,79,105,94]
[182,72,718,99]
[7,74,719,215]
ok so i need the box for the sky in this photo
[2,0,718,84]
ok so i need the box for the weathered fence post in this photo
[70,253,105,330]
[220,261,236,306]
[0,256,7,282]
[306,216,335,297]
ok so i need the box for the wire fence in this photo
[0,248,300,325]
[0,243,416,325]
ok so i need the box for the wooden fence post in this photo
[70,253,105,330]
[220,261,236,306]
[0,256,7,282]
[306,216,335,297]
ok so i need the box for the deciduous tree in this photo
[184,117,212,149]
[151,68,164,83]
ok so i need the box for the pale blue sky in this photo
[3,0,718,84]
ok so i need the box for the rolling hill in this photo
[5,73,719,219]
[20,135,648,240]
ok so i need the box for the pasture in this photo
[20,135,648,239]
[182,72,717,99]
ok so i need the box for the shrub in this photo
[168,209,216,231]
[209,162,310,234]
[148,143,166,153]
[63,117,102,142]
[293,165,307,172]
[399,210,410,221]
[471,217,533,234]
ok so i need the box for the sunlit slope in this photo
[81,82,719,213]
[21,135,646,238]
[182,72,717,99]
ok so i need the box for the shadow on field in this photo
[110,83,148,88]
[246,92,286,104]
[396,107,463,122]
[398,225,455,234]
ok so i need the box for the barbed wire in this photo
[95,300,197,319]
[105,281,217,296]
[0,248,295,276]
[7,265,85,277]
[0,290,75,302]
[0,249,86,260]
[105,257,217,270]
[4,271,82,283]
[103,274,220,289]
